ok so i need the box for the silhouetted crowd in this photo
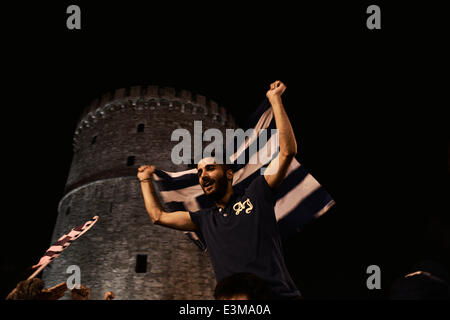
[5,278,115,300]
[5,260,449,300]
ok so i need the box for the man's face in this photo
[197,157,230,200]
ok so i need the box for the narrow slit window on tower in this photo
[65,207,70,216]
[135,254,147,273]
[91,136,97,145]
[137,123,145,133]
[127,156,135,166]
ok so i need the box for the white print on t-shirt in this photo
[233,198,253,215]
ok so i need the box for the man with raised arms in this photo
[138,81,301,299]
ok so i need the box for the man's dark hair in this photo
[214,272,272,300]
[219,162,233,174]
[209,150,235,173]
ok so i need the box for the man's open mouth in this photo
[203,180,214,188]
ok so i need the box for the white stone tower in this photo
[43,85,235,299]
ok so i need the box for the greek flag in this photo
[29,216,99,278]
[153,98,335,248]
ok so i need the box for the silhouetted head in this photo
[70,285,90,300]
[214,272,272,300]
[6,278,45,300]
[390,260,450,300]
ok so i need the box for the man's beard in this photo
[202,174,228,201]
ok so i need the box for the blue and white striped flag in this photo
[153,98,335,247]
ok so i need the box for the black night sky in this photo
[1,1,447,303]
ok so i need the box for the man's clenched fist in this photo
[137,165,156,181]
[266,80,286,102]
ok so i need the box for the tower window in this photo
[65,207,70,216]
[127,156,135,166]
[91,136,97,145]
[137,124,145,133]
[135,254,147,273]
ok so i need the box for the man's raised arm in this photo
[138,165,197,231]
[264,80,298,189]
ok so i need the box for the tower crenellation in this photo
[75,85,235,151]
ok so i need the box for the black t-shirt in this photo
[189,175,301,299]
